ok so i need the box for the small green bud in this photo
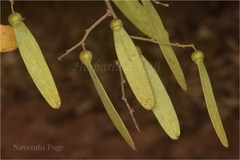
[110,19,123,31]
[8,12,22,25]
[79,50,93,63]
[191,50,204,63]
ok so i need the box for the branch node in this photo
[57,10,111,60]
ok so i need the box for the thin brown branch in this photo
[58,10,112,61]
[114,60,140,132]
[9,0,15,12]
[104,0,118,19]
[130,35,196,51]
[152,0,169,7]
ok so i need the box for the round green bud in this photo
[191,50,204,62]
[110,19,123,31]
[8,12,22,25]
[79,50,92,63]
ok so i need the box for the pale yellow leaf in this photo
[8,12,61,109]
[137,46,180,140]
[79,50,136,151]
[110,19,154,110]
[191,50,228,148]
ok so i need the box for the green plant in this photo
[1,0,228,150]
[6,0,60,109]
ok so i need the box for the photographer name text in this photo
[13,144,64,152]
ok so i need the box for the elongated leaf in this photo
[110,19,154,110]
[142,0,187,91]
[137,46,180,140]
[112,0,153,37]
[8,12,60,109]
[79,50,136,150]
[191,50,228,148]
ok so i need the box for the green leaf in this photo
[137,46,180,140]
[112,0,153,37]
[191,50,228,148]
[110,19,154,110]
[79,50,136,151]
[142,0,187,91]
[8,12,60,109]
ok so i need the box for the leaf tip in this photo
[170,132,180,140]
[50,98,61,109]
[182,83,187,91]
[222,139,229,148]
[131,145,137,151]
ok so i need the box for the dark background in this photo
[1,1,239,159]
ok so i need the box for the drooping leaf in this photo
[191,50,228,148]
[79,50,136,150]
[8,12,61,109]
[142,0,187,91]
[137,46,180,140]
[110,19,154,110]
